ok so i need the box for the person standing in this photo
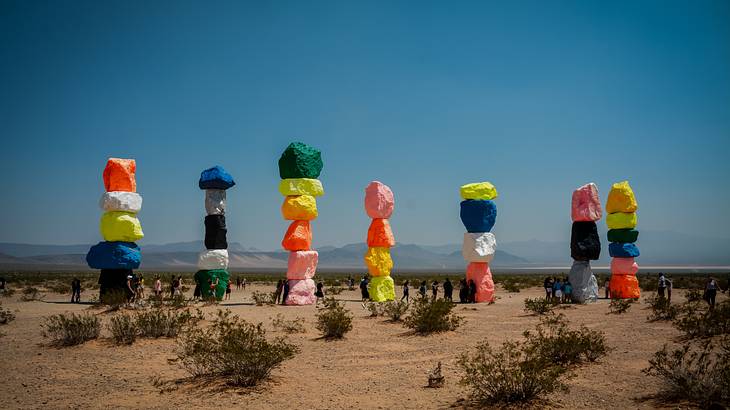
[563,280,573,304]
[705,277,723,309]
[274,279,284,304]
[459,279,467,303]
[315,281,325,302]
[468,279,477,303]
[170,276,177,298]
[401,280,410,303]
[359,277,370,301]
[666,276,673,303]
[236,277,241,290]
[241,278,246,290]
[224,281,231,300]
[553,278,563,303]
[71,278,81,303]
[431,280,439,301]
[419,281,427,298]
[443,278,453,301]
[281,280,290,305]
[154,276,162,300]
[604,278,611,299]
[657,273,667,298]
[544,276,553,300]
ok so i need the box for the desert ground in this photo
[1,283,721,410]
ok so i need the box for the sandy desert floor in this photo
[1,284,722,410]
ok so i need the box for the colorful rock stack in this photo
[568,183,601,303]
[86,158,144,300]
[278,142,323,305]
[363,181,396,302]
[606,180,640,299]
[460,182,498,303]
[194,166,235,301]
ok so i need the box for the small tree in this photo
[315,297,353,339]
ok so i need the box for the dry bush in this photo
[2,287,16,298]
[403,297,462,334]
[523,297,557,315]
[363,301,382,317]
[251,291,277,306]
[177,310,298,386]
[673,300,730,339]
[608,298,634,314]
[41,313,101,346]
[109,314,137,345]
[643,337,730,408]
[523,313,609,365]
[0,305,16,324]
[326,286,344,295]
[20,286,44,302]
[136,309,195,338]
[315,297,353,339]
[382,300,409,321]
[46,281,70,294]
[645,295,679,322]
[271,314,306,334]
[501,279,524,293]
[458,340,567,405]
[684,288,704,303]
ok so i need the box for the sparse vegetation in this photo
[315,297,353,339]
[403,297,462,334]
[0,305,16,324]
[135,308,195,338]
[643,337,730,408]
[522,313,609,365]
[673,300,730,339]
[177,310,298,386]
[363,301,381,317]
[684,288,704,303]
[608,298,634,314]
[271,314,306,334]
[382,300,409,321]
[645,295,678,322]
[251,291,277,306]
[41,313,101,346]
[108,314,137,345]
[523,297,557,315]
[100,289,128,308]
[20,286,44,302]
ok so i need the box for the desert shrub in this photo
[645,295,679,322]
[46,281,70,294]
[673,300,730,338]
[2,287,16,297]
[0,305,16,324]
[315,297,353,339]
[403,297,462,334]
[20,286,44,302]
[638,275,658,292]
[684,288,704,303]
[643,338,730,408]
[177,310,298,386]
[251,291,276,306]
[523,297,557,315]
[382,300,409,321]
[501,280,523,293]
[41,313,101,346]
[271,314,306,334]
[522,313,608,365]
[108,314,137,345]
[608,298,633,314]
[363,301,382,317]
[167,294,188,309]
[458,340,567,405]
[136,309,194,338]
[326,286,344,295]
[100,289,128,307]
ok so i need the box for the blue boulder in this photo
[609,242,640,258]
[199,166,235,190]
[86,241,141,270]
[460,200,497,233]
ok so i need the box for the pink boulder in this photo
[571,183,602,222]
[364,181,394,219]
[466,262,495,303]
[285,279,316,305]
[287,251,318,280]
[610,257,639,276]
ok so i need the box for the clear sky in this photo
[1,0,729,250]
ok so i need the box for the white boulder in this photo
[99,191,142,213]
[197,249,229,270]
[462,232,496,263]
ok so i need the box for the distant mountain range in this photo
[1,230,728,271]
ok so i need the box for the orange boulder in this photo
[367,219,395,248]
[609,274,641,299]
[103,158,136,192]
[282,220,312,251]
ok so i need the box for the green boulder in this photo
[607,229,639,243]
[194,269,229,300]
[278,142,323,179]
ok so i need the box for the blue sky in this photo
[1,0,729,250]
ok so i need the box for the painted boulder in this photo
[364,181,395,219]
[287,250,318,280]
[462,232,497,263]
[367,218,395,248]
[609,274,641,299]
[610,257,639,276]
[285,279,317,305]
[86,241,141,270]
[369,276,395,302]
[606,181,638,214]
[609,242,640,258]
[99,191,142,213]
[205,189,226,215]
[466,262,495,303]
[194,269,229,300]
[282,220,312,251]
[607,229,639,243]
[199,166,235,190]
[279,178,324,197]
[460,182,498,201]
[568,260,599,303]
[571,183,602,222]
[460,200,497,233]
[197,249,229,270]
[606,212,637,230]
[570,221,601,261]
[204,214,228,249]
[364,246,393,277]
[278,142,323,179]
[103,158,137,192]
[100,211,144,242]
[281,195,318,221]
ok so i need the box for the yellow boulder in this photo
[279,178,324,197]
[460,182,498,200]
[364,247,393,277]
[606,181,637,213]
[100,211,144,242]
[606,212,637,230]
[281,195,318,220]
[368,276,395,302]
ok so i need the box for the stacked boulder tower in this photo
[460,182,498,303]
[278,142,324,305]
[568,183,601,303]
[86,158,144,300]
[194,166,235,301]
[363,181,396,302]
[606,181,640,299]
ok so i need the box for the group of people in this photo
[543,277,574,303]
[273,279,326,304]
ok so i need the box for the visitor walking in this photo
[704,277,723,309]
[236,277,241,290]
[224,281,231,300]
[443,278,453,301]
[274,279,284,304]
[241,278,246,290]
[544,276,553,300]
[169,276,177,298]
[136,274,145,300]
[154,275,162,299]
[431,280,439,300]
[657,273,667,298]
[419,281,427,298]
[401,280,410,303]
[468,279,476,303]
[281,280,290,305]
[359,277,370,301]
[126,275,135,302]
[315,281,325,302]
[71,278,81,303]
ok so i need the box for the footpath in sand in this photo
[1,284,717,409]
